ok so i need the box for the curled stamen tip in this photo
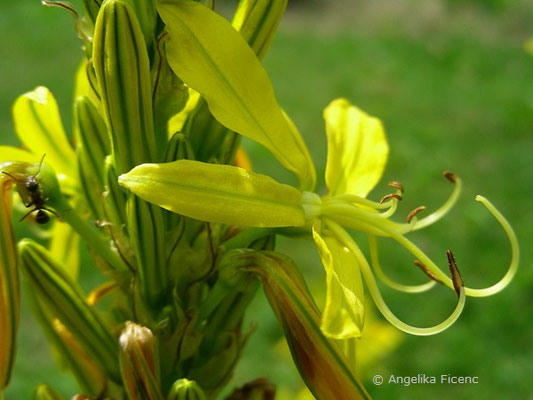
[414,260,442,283]
[407,206,426,223]
[380,193,402,204]
[388,181,404,193]
[443,171,457,183]
[446,250,464,296]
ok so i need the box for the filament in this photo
[411,173,462,230]
[326,221,466,336]
[368,234,436,294]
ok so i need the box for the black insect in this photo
[2,154,58,224]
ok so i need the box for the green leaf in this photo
[119,160,306,228]
[12,87,76,185]
[324,98,389,197]
[157,0,316,189]
[312,226,365,339]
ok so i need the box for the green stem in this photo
[51,195,128,273]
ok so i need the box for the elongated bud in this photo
[127,0,157,52]
[164,133,193,163]
[75,96,110,183]
[93,0,168,309]
[241,251,370,399]
[18,240,120,382]
[82,0,100,25]
[232,0,287,59]
[29,293,106,396]
[0,168,20,390]
[167,379,206,400]
[127,195,168,309]
[119,322,164,400]
[93,0,158,175]
[104,156,127,227]
[33,384,65,400]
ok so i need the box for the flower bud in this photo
[93,0,158,175]
[119,321,164,400]
[240,251,370,399]
[19,239,120,382]
[0,170,20,390]
[232,0,287,59]
[166,378,206,400]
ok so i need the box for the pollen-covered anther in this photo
[414,260,442,283]
[388,181,404,193]
[407,206,426,223]
[443,171,457,183]
[380,193,402,204]
[446,250,464,297]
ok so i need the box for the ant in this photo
[2,154,58,224]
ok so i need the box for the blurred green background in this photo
[2,0,533,398]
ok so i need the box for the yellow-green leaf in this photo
[324,98,388,197]
[119,160,305,228]
[12,87,76,184]
[157,0,316,190]
[312,226,365,339]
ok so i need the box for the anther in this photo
[446,250,464,297]
[380,193,402,204]
[388,181,404,193]
[443,171,457,183]
[407,206,426,223]
[414,260,442,283]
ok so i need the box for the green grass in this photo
[2,0,533,398]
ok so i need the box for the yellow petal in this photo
[158,0,316,189]
[324,98,388,197]
[119,160,305,228]
[12,87,76,183]
[0,146,40,164]
[312,226,365,339]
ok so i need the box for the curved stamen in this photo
[411,172,462,230]
[368,234,437,293]
[332,193,395,210]
[368,196,518,297]
[322,201,413,235]
[326,220,466,336]
[469,196,519,296]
